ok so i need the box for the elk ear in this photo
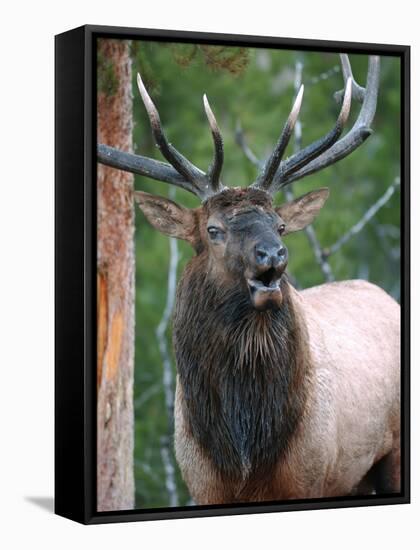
[276,188,329,235]
[134,191,199,245]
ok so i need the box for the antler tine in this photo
[274,55,380,189]
[253,85,304,191]
[203,94,225,192]
[136,72,209,198]
[267,76,352,192]
[334,54,366,104]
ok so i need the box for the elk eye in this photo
[278,224,286,235]
[207,226,225,240]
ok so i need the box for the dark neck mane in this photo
[173,258,311,482]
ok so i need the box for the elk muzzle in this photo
[246,238,288,311]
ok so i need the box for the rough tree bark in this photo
[97,39,135,511]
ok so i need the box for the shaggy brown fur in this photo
[174,266,311,485]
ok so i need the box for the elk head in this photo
[98,55,380,311]
[135,186,329,310]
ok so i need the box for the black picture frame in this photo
[55,24,410,525]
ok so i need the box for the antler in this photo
[98,55,380,202]
[97,72,226,201]
[203,94,224,191]
[251,55,380,195]
[253,84,304,191]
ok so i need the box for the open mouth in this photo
[248,267,280,289]
[247,268,283,310]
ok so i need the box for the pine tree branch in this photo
[156,231,178,424]
[160,436,179,507]
[305,64,340,86]
[325,177,400,257]
[235,122,264,169]
[155,187,179,507]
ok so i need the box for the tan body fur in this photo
[174,279,400,504]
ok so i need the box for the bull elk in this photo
[98,54,400,504]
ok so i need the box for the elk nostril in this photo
[255,248,268,263]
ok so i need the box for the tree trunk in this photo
[97,39,135,511]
